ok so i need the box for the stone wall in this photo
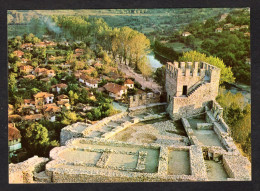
[82,112,128,137]
[189,146,208,181]
[222,155,251,180]
[129,102,167,115]
[9,156,49,183]
[45,138,213,182]
[60,122,89,146]
[129,92,161,108]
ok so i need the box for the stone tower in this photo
[165,61,221,119]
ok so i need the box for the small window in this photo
[182,85,187,95]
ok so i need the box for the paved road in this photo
[117,60,162,93]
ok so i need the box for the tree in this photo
[66,50,74,63]
[92,108,101,120]
[216,88,251,161]
[137,57,153,79]
[24,123,50,156]
[68,90,79,105]
[154,65,166,87]
[180,51,235,84]
[61,111,78,125]
[204,18,216,28]
[8,72,17,93]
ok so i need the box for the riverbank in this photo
[223,82,251,103]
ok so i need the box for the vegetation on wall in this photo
[216,88,251,161]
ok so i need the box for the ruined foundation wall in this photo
[129,93,161,108]
[9,156,49,183]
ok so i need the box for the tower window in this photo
[182,85,187,95]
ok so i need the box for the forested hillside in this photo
[154,8,250,84]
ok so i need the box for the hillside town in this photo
[8,35,157,162]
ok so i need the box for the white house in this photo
[34,92,54,106]
[8,123,22,157]
[79,75,99,88]
[51,83,68,94]
[103,83,127,100]
[182,32,191,37]
[124,79,134,89]
[85,78,99,88]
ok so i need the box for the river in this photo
[146,52,163,69]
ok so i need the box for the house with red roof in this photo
[182,32,191,37]
[23,75,36,80]
[23,114,44,121]
[34,42,46,48]
[74,48,84,56]
[8,123,22,157]
[94,62,102,68]
[8,104,14,115]
[124,79,134,89]
[13,50,24,58]
[51,83,68,94]
[34,92,54,106]
[215,28,223,33]
[21,43,33,50]
[240,25,249,29]
[79,75,99,88]
[103,83,127,100]
[43,103,61,122]
[20,65,34,74]
[33,68,55,77]
[244,32,250,37]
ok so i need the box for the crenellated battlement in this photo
[166,61,220,79]
[165,60,221,120]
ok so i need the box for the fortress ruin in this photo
[166,61,221,120]
[9,61,251,183]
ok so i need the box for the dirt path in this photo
[117,60,162,93]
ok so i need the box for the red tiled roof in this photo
[8,123,21,141]
[103,83,127,94]
[13,50,24,57]
[35,42,46,47]
[57,94,69,100]
[182,32,191,35]
[34,67,48,73]
[124,79,134,85]
[21,43,33,48]
[23,114,44,121]
[51,83,68,89]
[86,78,99,85]
[94,62,102,68]
[57,100,69,105]
[34,92,54,98]
[244,32,250,37]
[75,48,84,53]
[44,104,61,113]
[20,65,33,70]
[24,99,34,104]
[23,75,36,80]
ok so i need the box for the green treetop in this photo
[179,50,235,84]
